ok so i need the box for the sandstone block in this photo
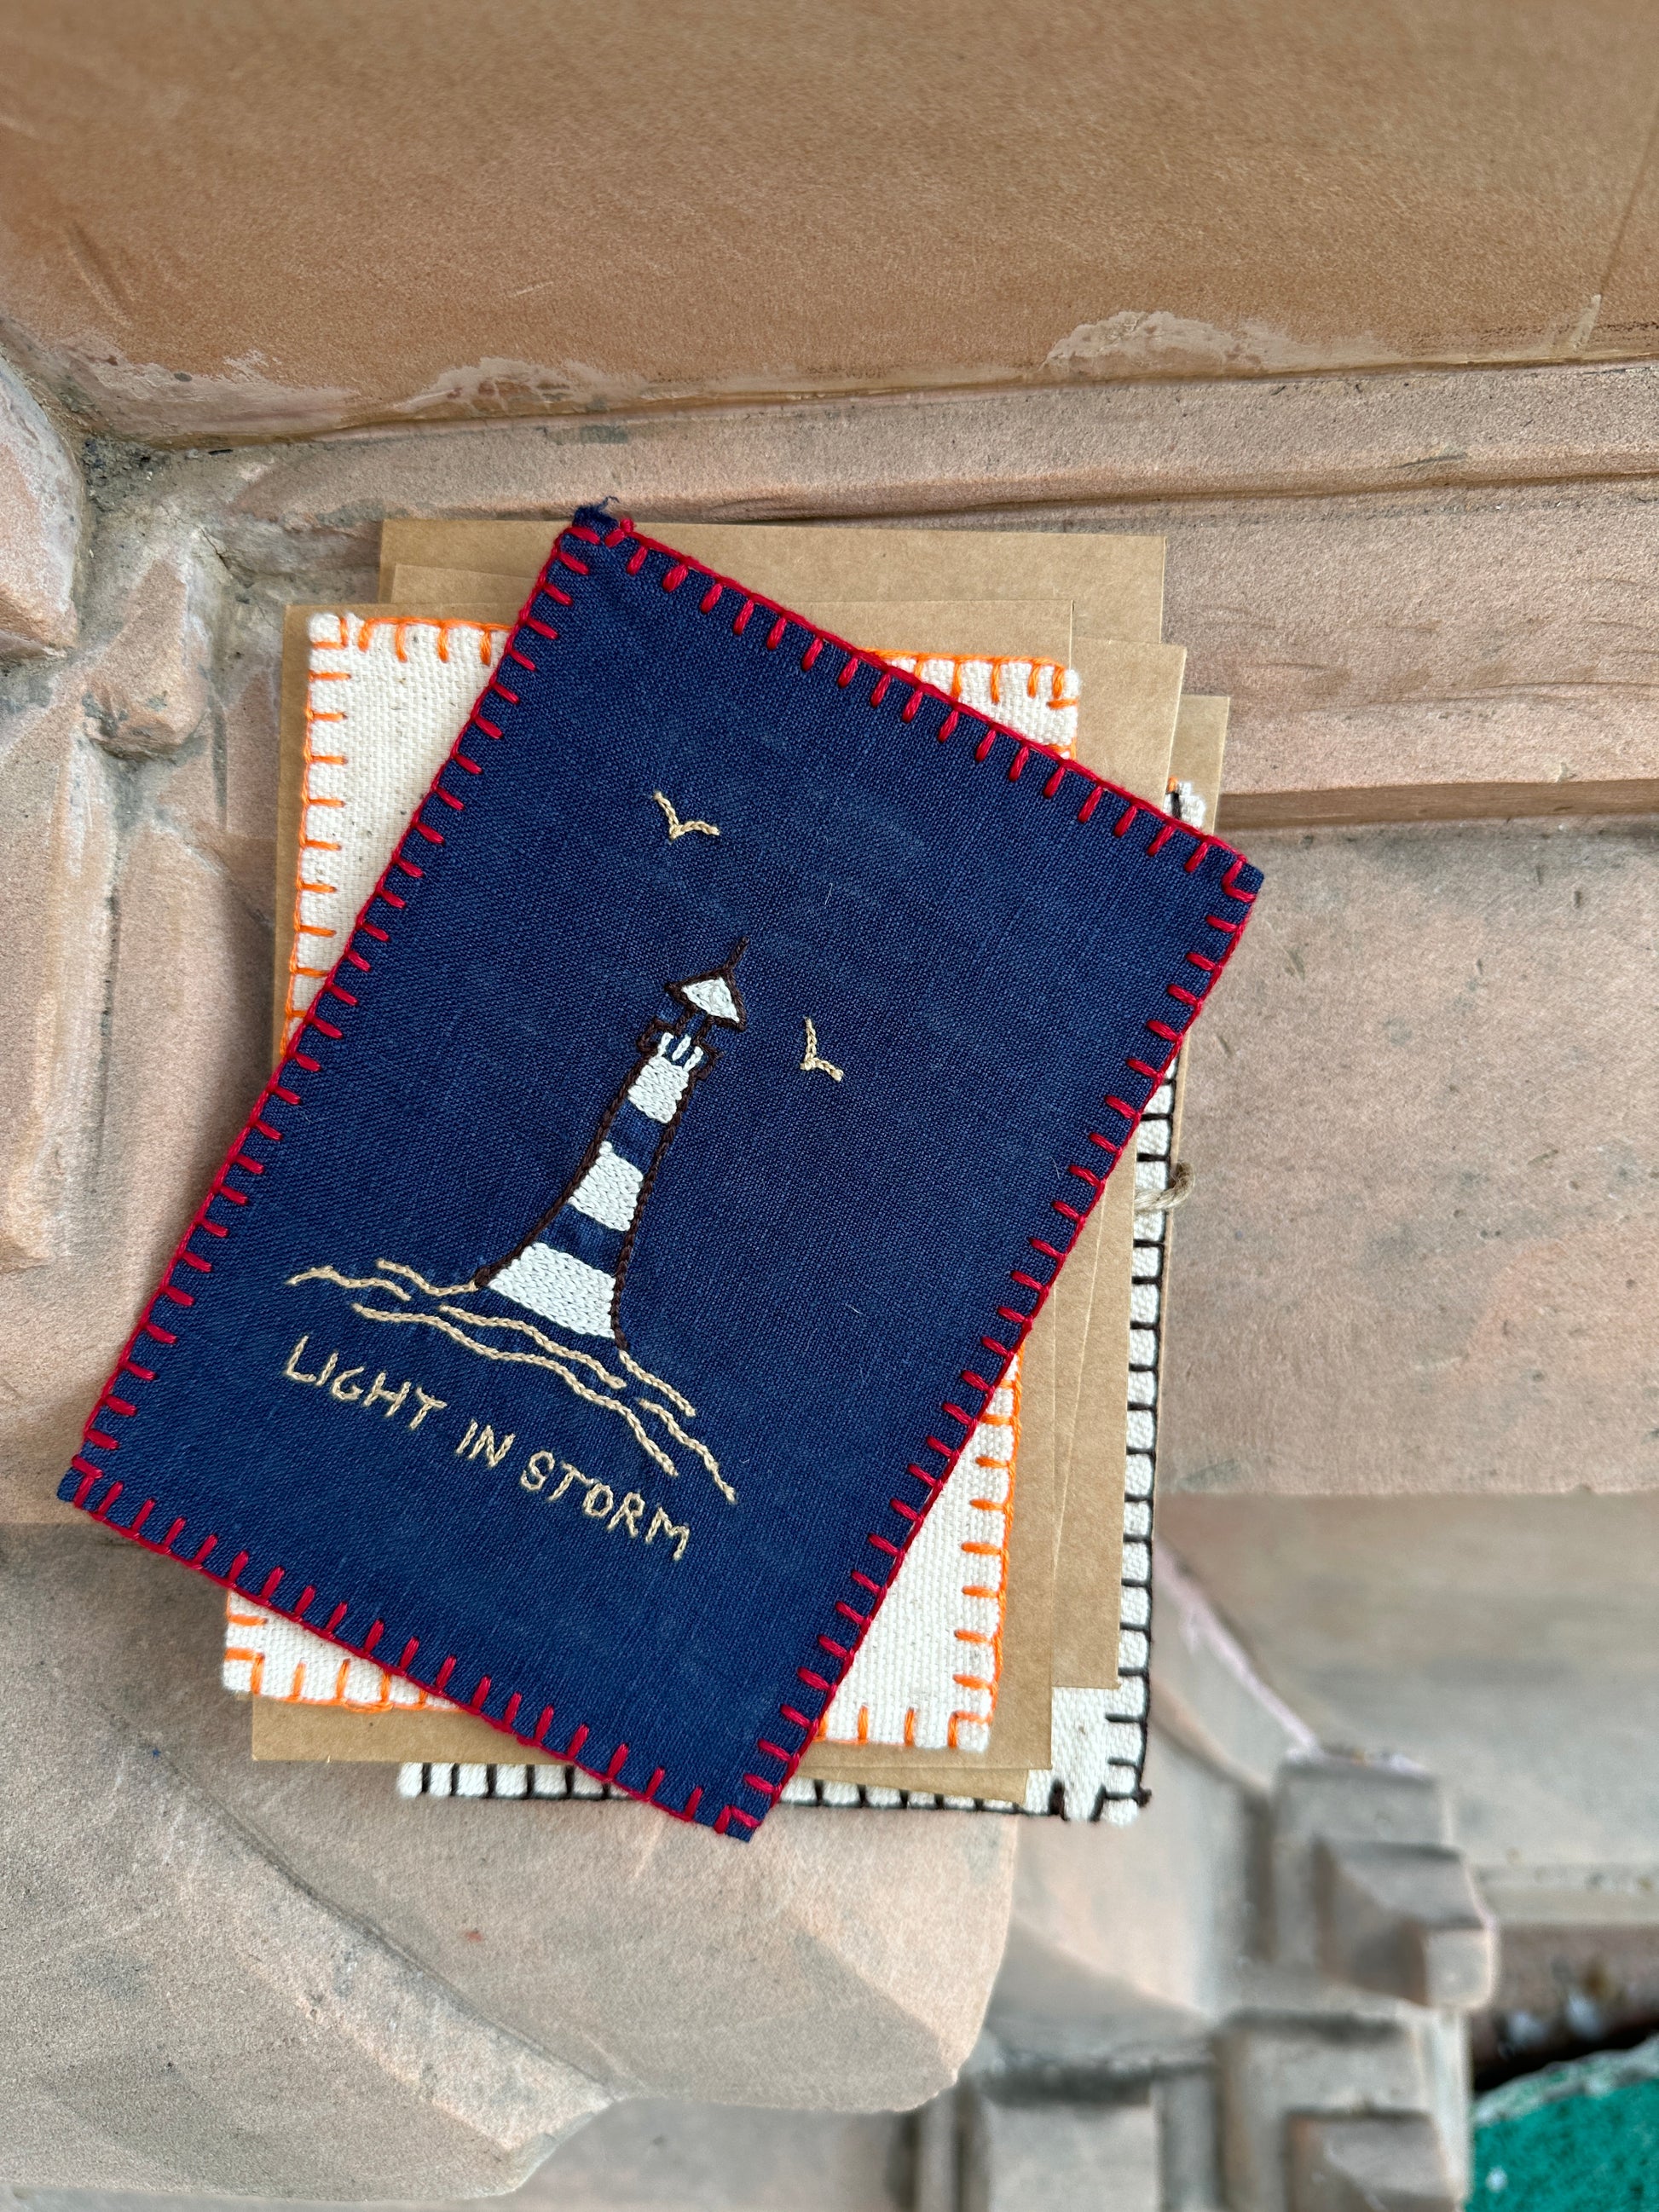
[1151,1546,1317,1791]
[215,632,282,923]
[0,792,272,1518]
[1217,2016,1436,2212]
[1286,2112,1460,2212]
[150,574,284,928]
[11,10,1659,441]
[94,818,271,1320]
[1010,1732,1250,2022]
[0,359,79,658]
[1147,476,1659,823]
[1158,1492,1659,1872]
[0,1526,1014,2195]
[0,684,117,1275]
[79,537,216,757]
[517,2098,911,2211]
[1269,1756,1451,1972]
[1268,1755,1495,2011]
[1316,1843,1495,2011]
[213,369,1659,822]
[1162,817,1659,1496]
[986,1919,1212,2076]
[0,1528,607,2198]
[963,2085,1159,2212]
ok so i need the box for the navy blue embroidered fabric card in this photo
[64,511,1262,1837]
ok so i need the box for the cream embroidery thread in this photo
[800,1017,845,1082]
[652,790,720,840]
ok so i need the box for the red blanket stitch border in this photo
[64,513,1259,1839]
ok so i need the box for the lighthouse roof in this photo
[672,968,745,1028]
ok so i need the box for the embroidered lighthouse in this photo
[477,948,747,1343]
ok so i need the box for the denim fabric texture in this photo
[62,511,1263,1838]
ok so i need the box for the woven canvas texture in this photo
[240,631,1082,1760]
[225,1597,443,1708]
[284,616,512,1048]
[67,511,1260,1839]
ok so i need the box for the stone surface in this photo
[1010,1733,1250,2022]
[0,1528,607,2198]
[524,2101,911,2212]
[963,2087,1159,2212]
[78,539,215,756]
[1,2103,916,2212]
[1151,1546,1317,1790]
[1162,817,1659,1496]
[0,676,118,1276]
[1160,1494,1659,1868]
[1286,2112,1460,2212]
[0,359,79,656]
[2,369,1632,837]
[999,1641,1489,2212]
[1269,1757,1494,2014]
[1469,1903,1659,2076]
[1217,2016,1443,2212]
[1269,1758,1453,1972]
[986,1919,1213,2076]
[1147,477,1659,823]
[0,500,275,1514]
[1317,1842,1495,2010]
[213,379,1659,822]
[0,798,272,1519]
[0,1526,1015,2192]
[9,9,1659,438]
[93,817,271,1314]
[204,355,1659,521]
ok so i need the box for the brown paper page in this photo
[1166,696,1232,1168]
[1049,639,1185,1499]
[1050,1167,1138,1686]
[1049,697,1231,1690]
[255,1699,516,1764]
[1172,695,1230,799]
[379,520,1165,645]
[1045,652,1183,1691]
[390,572,1072,665]
[251,1693,1036,1800]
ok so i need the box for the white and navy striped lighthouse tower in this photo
[478,949,747,1343]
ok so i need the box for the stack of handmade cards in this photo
[66,510,1257,1839]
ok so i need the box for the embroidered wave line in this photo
[284,1256,729,1499]
[348,1302,685,1483]
[374,1258,484,1298]
[288,1264,410,1300]
[639,1398,734,1502]
[434,1303,629,1390]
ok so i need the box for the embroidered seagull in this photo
[652,790,720,840]
[801,1018,844,1082]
